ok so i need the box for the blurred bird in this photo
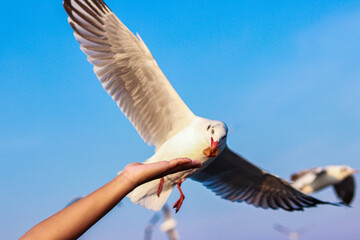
[273,223,305,240]
[63,0,339,212]
[291,165,357,205]
[144,212,161,240]
[65,196,84,208]
[159,205,179,240]
[145,204,179,240]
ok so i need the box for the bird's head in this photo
[202,119,228,153]
[327,165,357,181]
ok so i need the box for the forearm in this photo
[20,158,201,240]
[20,173,135,240]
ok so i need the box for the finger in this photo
[168,158,192,168]
[172,160,202,172]
[164,159,202,175]
[135,159,201,184]
[145,158,192,176]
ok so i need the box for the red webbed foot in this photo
[173,179,185,213]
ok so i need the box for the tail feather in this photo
[127,179,175,211]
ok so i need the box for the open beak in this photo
[211,137,218,149]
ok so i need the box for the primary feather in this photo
[63,0,194,149]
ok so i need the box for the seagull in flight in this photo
[63,0,338,212]
[291,165,357,205]
[159,204,179,240]
[273,223,305,240]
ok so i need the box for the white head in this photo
[199,118,228,152]
[326,165,357,181]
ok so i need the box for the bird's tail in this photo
[127,178,175,211]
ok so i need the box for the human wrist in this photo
[116,170,140,189]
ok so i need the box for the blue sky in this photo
[1,0,360,239]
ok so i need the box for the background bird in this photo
[273,223,306,240]
[144,212,161,240]
[63,0,338,212]
[159,204,179,240]
[64,196,84,208]
[291,165,357,205]
[144,204,179,240]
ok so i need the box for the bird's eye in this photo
[211,129,214,134]
[207,125,211,130]
[341,168,347,172]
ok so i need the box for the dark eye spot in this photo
[211,129,214,134]
[207,125,211,130]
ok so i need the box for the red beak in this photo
[211,137,218,149]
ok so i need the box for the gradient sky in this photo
[1,0,360,239]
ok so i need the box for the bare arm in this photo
[20,158,201,240]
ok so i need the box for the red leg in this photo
[173,179,185,213]
[157,177,164,197]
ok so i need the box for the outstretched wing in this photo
[290,167,326,192]
[290,168,316,182]
[333,175,355,205]
[191,147,336,211]
[290,166,325,182]
[63,0,195,149]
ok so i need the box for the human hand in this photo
[122,158,202,187]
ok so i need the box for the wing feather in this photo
[63,0,195,148]
[333,175,355,205]
[191,147,337,211]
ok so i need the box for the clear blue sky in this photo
[1,0,359,239]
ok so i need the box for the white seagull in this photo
[291,165,357,205]
[63,0,338,212]
[159,204,179,240]
[273,223,305,240]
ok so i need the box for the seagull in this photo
[144,204,179,240]
[273,223,305,240]
[159,204,179,240]
[144,212,161,240]
[291,165,357,205]
[63,0,338,212]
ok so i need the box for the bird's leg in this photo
[157,177,165,197]
[173,179,185,213]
